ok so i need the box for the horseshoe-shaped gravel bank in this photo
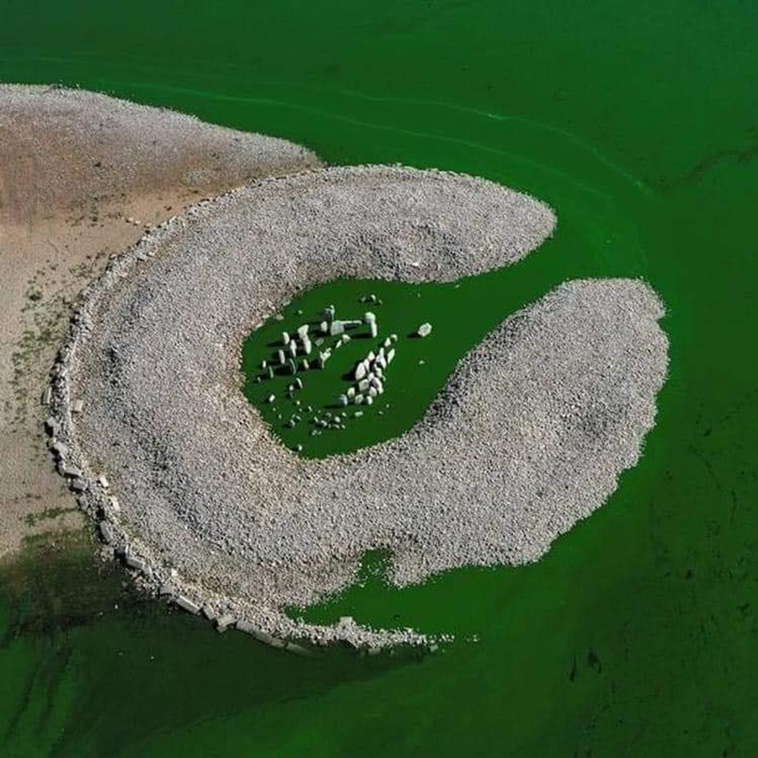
[48,166,668,649]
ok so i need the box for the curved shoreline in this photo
[48,165,667,650]
[0,83,321,560]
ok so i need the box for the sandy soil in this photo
[0,84,321,559]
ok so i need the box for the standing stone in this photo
[416,322,433,338]
[282,332,290,346]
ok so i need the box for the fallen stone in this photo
[51,441,68,457]
[175,595,201,615]
[61,463,83,478]
[125,553,148,572]
[99,520,114,544]
[216,614,235,632]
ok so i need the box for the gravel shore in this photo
[50,165,668,649]
[0,84,320,559]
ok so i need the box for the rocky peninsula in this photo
[47,165,669,649]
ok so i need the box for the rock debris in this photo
[48,165,667,649]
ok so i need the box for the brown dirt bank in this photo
[0,84,321,558]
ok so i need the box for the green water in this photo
[241,203,637,458]
[2,1,757,755]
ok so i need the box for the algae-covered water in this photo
[2,1,758,755]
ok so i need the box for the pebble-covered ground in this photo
[0,84,320,559]
[49,166,668,649]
